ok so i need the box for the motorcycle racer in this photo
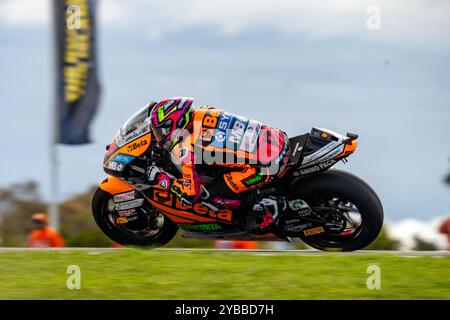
[95,95,382,251]
[144,97,291,232]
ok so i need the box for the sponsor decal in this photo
[127,125,149,140]
[107,161,124,171]
[112,153,135,164]
[179,223,222,231]
[227,118,248,145]
[299,159,336,175]
[301,141,343,167]
[284,222,313,232]
[243,172,263,187]
[239,119,261,152]
[288,199,304,210]
[297,208,312,217]
[188,202,232,222]
[116,125,150,147]
[127,139,148,153]
[116,217,128,224]
[117,208,137,217]
[217,112,232,131]
[225,174,240,192]
[115,198,144,210]
[303,226,325,236]
[214,130,226,142]
[283,219,303,224]
[288,199,312,216]
[202,110,221,128]
[113,191,136,202]
[152,189,233,222]
[208,113,232,148]
[210,129,227,148]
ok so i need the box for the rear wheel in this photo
[288,170,383,251]
[92,188,178,247]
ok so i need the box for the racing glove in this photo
[147,166,195,206]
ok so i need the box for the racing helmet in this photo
[150,97,194,150]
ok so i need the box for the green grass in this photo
[0,249,448,299]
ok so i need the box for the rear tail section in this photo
[287,128,358,177]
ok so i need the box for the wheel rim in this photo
[298,191,366,246]
[102,198,165,241]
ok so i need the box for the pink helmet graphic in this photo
[150,97,194,150]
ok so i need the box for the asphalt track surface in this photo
[0,248,448,256]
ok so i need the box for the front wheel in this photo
[92,187,178,247]
[288,170,383,251]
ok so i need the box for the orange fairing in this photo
[336,140,358,159]
[99,176,134,195]
[98,176,234,225]
[143,187,234,224]
[121,133,152,157]
[105,133,152,167]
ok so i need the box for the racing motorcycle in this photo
[92,105,383,251]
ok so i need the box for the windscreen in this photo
[115,103,154,147]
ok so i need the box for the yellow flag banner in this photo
[54,0,100,144]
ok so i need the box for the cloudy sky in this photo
[0,0,449,223]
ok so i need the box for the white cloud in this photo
[97,0,450,50]
[1,0,449,50]
[388,217,449,250]
[0,0,50,26]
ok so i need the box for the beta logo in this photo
[151,190,233,222]
[225,174,240,192]
[202,110,221,128]
[178,201,233,222]
[127,139,148,153]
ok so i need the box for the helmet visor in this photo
[153,119,173,144]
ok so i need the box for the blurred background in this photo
[0,0,449,250]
